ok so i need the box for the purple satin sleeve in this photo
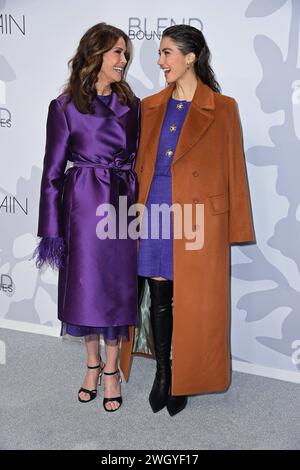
[37,99,70,238]
[33,237,65,270]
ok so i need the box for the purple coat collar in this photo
[96,92,130,118]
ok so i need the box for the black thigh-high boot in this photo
[148,278,173,413]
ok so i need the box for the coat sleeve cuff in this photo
[33,237,65,270]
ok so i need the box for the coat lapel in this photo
[95,92,130,118]
[141,84,173,174]
[141,80,216,170]
[109,91,130,117]
[172,79,215,165]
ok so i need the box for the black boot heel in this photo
[149,371,171,413]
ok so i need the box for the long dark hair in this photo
[63,23,136,114]
[162,25,221,93]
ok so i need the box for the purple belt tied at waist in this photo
[72,159,137,206]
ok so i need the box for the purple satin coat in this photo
[37,93,140,327]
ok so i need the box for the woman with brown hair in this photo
[34,23,140,412]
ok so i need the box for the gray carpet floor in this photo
[0,328,300,450]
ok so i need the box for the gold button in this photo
[169,124,177,132]
[166,149,174,157]
[176,103,184,110]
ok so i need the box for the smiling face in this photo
[158,36,195,84]
[97,36,128,87]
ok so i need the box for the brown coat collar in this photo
[145,78,215,110]
[142,79,216,165]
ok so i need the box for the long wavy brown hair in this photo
[63,23,136,114]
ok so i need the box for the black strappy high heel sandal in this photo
[100,369,123,412]
[78,360,105,403]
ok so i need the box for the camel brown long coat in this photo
[120,79,255,396]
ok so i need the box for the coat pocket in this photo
[208,193,229,215]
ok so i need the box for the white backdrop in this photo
[1,0,300,383]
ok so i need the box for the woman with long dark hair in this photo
[121,25,255,416]
[35,23,140,412]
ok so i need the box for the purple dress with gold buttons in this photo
[138,98,191,281]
